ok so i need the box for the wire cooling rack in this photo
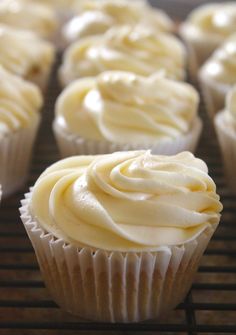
[0,0,236,334]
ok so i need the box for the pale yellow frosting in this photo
[59,26,186,86]
[0,0,58,40]
[0,24,55,81]
[30,150,222,251]
[63,0,173,44]
[200,33,236,86]
[0,66,42,137]
[56,71,199,144]
[183,2,236,42]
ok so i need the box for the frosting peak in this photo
[56,71,199,143]
[60,26,186,86]
[31,151,222,251]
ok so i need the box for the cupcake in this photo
[0,0,58,44]
[62,0,174,47]
[180,2,236,77]
[215,85,236,194]
[199,33,236,119]
[0,24,55,91]
[54,71,202,157]
[20,150,222,322]
[59,25,186,87]
[0,66,43,197]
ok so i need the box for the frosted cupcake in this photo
[215,86,236,193]
[20,150,222,322]
[62,0,174,47]
[54,71,201,157]
[0,24,55,91]
[199,33,236,119]
[0,0,58,43]
[59,25,186,87]
[0,66,43,197]
[180,2,236,77]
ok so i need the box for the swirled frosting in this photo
[0,24,55,81]
[0,0,58,40]
[200,34,236,86]
[0,66,42,137]
[56,71,199,143]
[30,150,222,251]
[182,3,236,42]
[63,0,173,44]
[59,26,186,86]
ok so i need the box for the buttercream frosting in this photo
[59,25,186,85]
[63,0,173,44]
[0,24,55,82]
[56,71,198,143]
[30,150,222,251]
[182,3,236,42]
[200,33,236,86]
[0,66,42,137]
[0,0,58,40]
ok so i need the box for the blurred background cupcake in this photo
[62,0,174,48]
[199,33,236,119]
[215,85,236,194]
[180,2,236,77]
[59,25,186,87]
[0,66,43,197]
[54,71,201,157]
[0,24,55,92]
[0,0,58,44]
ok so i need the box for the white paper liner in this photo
[0,116,40,197]
[20,190,216,322]
[53,117,202,158]
[199,71,228,120]
[179,25,219,80]
[215,111,236,194]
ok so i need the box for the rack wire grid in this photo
[0,0,236,334]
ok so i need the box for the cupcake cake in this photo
[199,33,236,119]
[54,71,201,157]
[0,0,58,43]
[0,66,43,197]
[0,24,55,91]
[62,0,174,47]
[59,25,186,87]
[180,2,236,77]
[215,85,236,194]
[20,150,222,322]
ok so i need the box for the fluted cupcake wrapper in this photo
[0,116,40,197]
[198,72,227,120]
[53,117,202,158]
[215,111,236,194]
[20,190,216,323]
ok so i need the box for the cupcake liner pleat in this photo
[198,73,227,120]
[20,191,216,322]
[53,117,202,158]
[0,117,40,197]
[215,111,236,194]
